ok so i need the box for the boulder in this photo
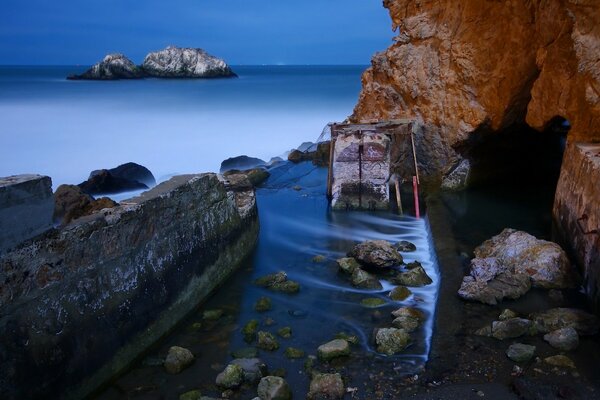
[375,327,411,355]
[142,46,236,78]
[230,358,267,384]
[215,364,244,389]
[90,162,156,188]
[474,229,576,289]
[164,346,194,374]
[337,257,361,274]
[202,309,223,320]
[506,343,536,363]
[220,156,266,173]
[490,318,536,340]
[351,268,383,290]
[53,184,118,225]
[257,376,292,400]
[543,327,579,351]
[317,339,350,361]
[531,308,599,335]
[67,54,144,80]
[349,240,403,268]
[395,240,417,252]
[390,265,432,287]
[78,170,148,196]
[257,331,279,351]
[308,373,345,400]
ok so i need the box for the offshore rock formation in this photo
[142,46,237,78]
[0,173,258,399]
[351,0,600,186]
[67,53,144,80]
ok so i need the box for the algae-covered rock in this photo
[351,268,383,290]
[388,286,412,301]
[203,309,224,320]
[215,364,244,389]
[242,319,259,342]
[255,296,272,312]
[543,327,579,351]
[349,240,403,268]
[277,326,292,339]
[337,257,361,274]
[257,376,292,400]
[284,347,305,359]
[255,271,300,293]
[307,372,345,400]
[257,331,279,351]
[395,240,417,252]
[391,265,432,287]
[317,339,350,361]
[164,346,194,374]
[506,343,536,363]
[375,328,410,355]
[179,390,202,400]
[360,297,386,308]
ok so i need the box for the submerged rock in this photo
[388,286,412,301]
[230,358,267,384]
[395,240,417,252]
[334,332,359,345]
[67,53,144,80]
[531,308,600,336]
[277,326,292,339]
[254,296,272,312]
[142,46,236,78]
[375,327,411,355]
[255,271,300,294]
[499,309,519,321]
[257,376,292,400]
[491,318,536,340]
[215,364,244,389]
[317,339,350,361]
[337,257,361,274]
[203,309,223,320]
[308,373,345,400]
[543,327,579,351]
[231,347,258,359]
[349,240,403,268]
[351,268,383,290]
[53,184,118,225]
[257,331,279,351]
[164,346,194,374]
[391,307,424,332]
[506,343,536,363]
[220,156,266,173]
[391,265,432,287]
[360,298,386,308]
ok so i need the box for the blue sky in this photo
[0,0,393,65]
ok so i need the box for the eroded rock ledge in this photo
[0,173,258,399]
[351,0,600,186]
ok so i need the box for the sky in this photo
[0,0,393,65]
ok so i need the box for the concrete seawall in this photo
[0,173,259,399]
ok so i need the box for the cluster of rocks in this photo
[458,229,577,305]
[67,46,236,80]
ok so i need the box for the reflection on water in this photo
[98,162,440,399]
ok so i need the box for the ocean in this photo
[0,65,365,188]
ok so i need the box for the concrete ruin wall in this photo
[554,143,600,312]
[0,174,53,254]
[0,173,259,400]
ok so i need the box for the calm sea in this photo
[0,65,366,188]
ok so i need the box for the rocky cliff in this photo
[351,0,600,186]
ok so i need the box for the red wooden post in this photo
[413,175,420,219]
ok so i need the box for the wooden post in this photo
[413,176,420,219]
[395,178,403,215]
[410,127,420,185]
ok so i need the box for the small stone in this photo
[360,297,386,308]
[292,185,302,191]
[544,355,576,369]
[284,347,305,359]
[499,309,518,321]
[242,319,259,342]
[395,240,417,252]
[257,376,292,400]
[257,331,279,351]
[231,347,258,359]
[312,255,326,263]
[388,286,412,301]
[191,322,203,330]
[254,296,272,312]
[277,326,292,338]
[334,332,359,345]
[349,240,403,268]
[179,390,202,400]
[255,271,300,293]
[391,265,432,287]
[543,327,579,351]
[164,346,195,374]
[230,358,267,384]
[215,364,244,389]
[203,309,224,320]
[352,269,383,290]
[308,373,345,399]
[317,339,350,361]
[375,328,411,355]
[337,257,361,274]
[506,343,536,363]
[491,318,536,340]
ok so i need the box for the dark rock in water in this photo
[349,240,403,269]
[337,257,361,274]
[491,318,536,340]
[395,240,417,252]
[544,355,576,369]
[254,271,300,293]
[391,307,424,332]
[506,343,536,363]
[308,373,345,400]
[257,331,279,351]
[513,377,561,400]
[230,358,267,384]
[351,268,383,290]
[164,346,194,374]
[284,347,305,359]
[220,156,266,173]
[277,326,292,338]
[257,376,292,400]
[215,363,244,389]
[317,339,350,361]
[254,296,272,312]
[67,54,144,80]
[53,184,118,225]
[242,320,259,343]
[388,286,412,301]
[531,308,599,336]
[231,347,258,359]
[91,162,156,188]
[374,327,410,355]
[78,170,148,195]
[142,46,236,78]
[390,265,432,286]
[543,327,579,351]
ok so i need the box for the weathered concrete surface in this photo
[0,173,258,399]
[554,143,600,312]
[0,174,53,255]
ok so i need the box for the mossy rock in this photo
[284,347,306,359]
[360,298,386,308]
[390,266,432,287]
[277,326,292,338]
[257,331,279,351]
[179,390,202,400]
[388,286,412,301]
[254,296,272,312]
[242,319,259,342]
[317,339,350,361]
[337,257,361,274]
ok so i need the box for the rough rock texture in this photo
[488,318,536,340]
[351,268,383,290]
[287,141,331,167]
[53,184,118,225]
[375,327,411,355]
[164,346,195,374]
[351,0,600,186]
[349,240,403,268]
[142,46,236,78]
[543,327,579,351]
[257,376,292,400]
[215,364,244,389]
[90,162,156,188]
[307,373,345,400]
[67,54,144,80]
[391,265,432,287]
[506,343,536,363]
[553,143,600,312]
[0,173,258,399]
[230,358,268,384]
[0,174,53,254]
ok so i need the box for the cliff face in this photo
[351,0,600,184]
